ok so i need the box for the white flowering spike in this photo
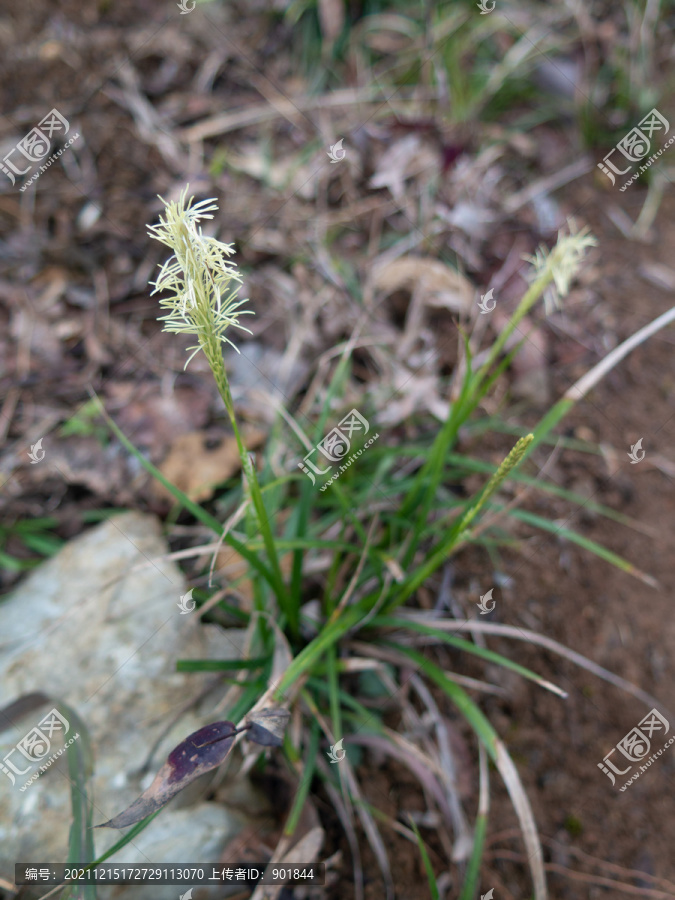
[524,220,597,314]
[147,186,253,367]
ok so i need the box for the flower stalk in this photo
[148,187,292,627]
[474,220,597,391]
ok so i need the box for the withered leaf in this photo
[245,708,290,747]
[97,721,240,829]
[155,428,266,502]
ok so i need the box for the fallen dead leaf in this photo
[110,382,212,458]
[97,721,241,829]
[369,255,473,362]
[369,134,437,202]
[27,436,133,501]
[154,428,267,502]
[251,826,325,900]
[97,712,289,829]
[370,256,473,315]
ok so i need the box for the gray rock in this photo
[0,512,254,898]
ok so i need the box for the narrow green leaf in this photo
[176,657,268,672]
[507,507,657,586]
[458,799,487,900]
[284,716,320,836]
[55,702,96,900]
[409,818,439,900]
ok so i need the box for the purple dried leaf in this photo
[97,721,240,829]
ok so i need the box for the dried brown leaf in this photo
[154,428,266,502]
[96,721,241,829]
[371,256,473,314]
[369,135,437,202]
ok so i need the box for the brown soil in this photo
[325,191,675,899]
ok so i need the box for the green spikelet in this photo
[457,433,534,536]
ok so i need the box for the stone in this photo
[0,512,254,898]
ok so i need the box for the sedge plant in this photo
[92,187,675,900]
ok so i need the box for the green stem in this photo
[472,269,551,396]
[388,434,533,612]
[206,340,294,632]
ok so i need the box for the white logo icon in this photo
[476,588,495,615]
[177,588,196,614]
[298,408,378,490]
[177,0,195,12]
[327,738,346,763]
[481,891,495,900]
[1,708,73,788]
[477,0,495,13]
[598,708,669,788]
[627,438,645,464]
[327,139,346,164]
[0,108,70,186]
[477,288,496,314]
[179,890,193,900]
[28,438,45,464]
[597,108,670,187]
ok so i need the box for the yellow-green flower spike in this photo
[147,186,253,368]
[524,220,597,314]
